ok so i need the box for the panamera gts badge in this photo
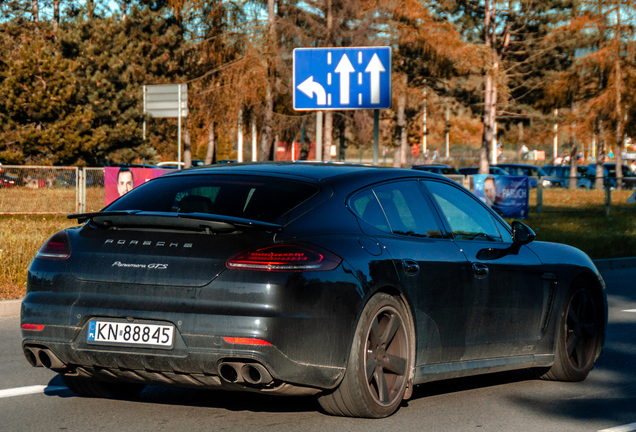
[112,261,168,270]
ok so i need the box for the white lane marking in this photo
[0,385,66,399]
[623,309,636,313]
[599,422,636,432]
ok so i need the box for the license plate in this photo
[87,320,174,349]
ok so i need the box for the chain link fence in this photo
[0,166,105,214]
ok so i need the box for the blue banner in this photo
[473,175,529,219]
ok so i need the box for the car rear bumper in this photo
[21,262,369,393]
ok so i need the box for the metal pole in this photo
[316,111,323,161]
[178,85,182,169]
[445,106,450,159]
[553,108,558,161]
[142,86,146,141]
[373,109,379,165]
[237,109,243,163]
[422,83,427,156]
[537,179,543,217]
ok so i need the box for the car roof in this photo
[160,162,443,185]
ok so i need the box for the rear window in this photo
[106,174,319,222]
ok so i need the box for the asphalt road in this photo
[1,262,634,432]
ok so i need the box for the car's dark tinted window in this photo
[351,181,442,238]
[424,180,510,242]
[440,167,460,175]
[106,174,319,222]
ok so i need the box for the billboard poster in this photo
[104,167,174,206]
[473,175,529,219]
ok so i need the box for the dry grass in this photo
[524,188,636,260]
[0,215,76,300]
[0,187,105,214]
[1,187,635,300]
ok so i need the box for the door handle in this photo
[472,263,489,279]
[402,259,420,275]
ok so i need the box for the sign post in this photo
[293,47,391,163]
[143,84,188,168]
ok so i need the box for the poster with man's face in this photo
[104,167,174,206]
[473,174,529,219]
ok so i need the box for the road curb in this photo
[0,299,21,318]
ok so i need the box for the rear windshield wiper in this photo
[68,211,282,234]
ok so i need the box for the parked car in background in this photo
[21,163,607,418]
[215,159,237,164]
[0,172,17,187]
[411,163,461,175]
[494,163,559,188]
[586,163,636,189]
[541,165,593,189]
[458,166,509,176]
[157,160,205,169]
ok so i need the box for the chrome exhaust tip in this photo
[241,363,273,386]
[23,347,42,367]
[38,349,67,371]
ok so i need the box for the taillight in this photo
[226,243,341,272]
[223,337,272,346]
[21,324,45,331]
[36,231,71,260]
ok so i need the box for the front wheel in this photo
[538,278,604,382]
[62,375,146,399]
[318,293,414,418]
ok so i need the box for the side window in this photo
[350,181,443,238]
[351,189,390,232]
[424,180,510,242]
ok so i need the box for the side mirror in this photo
[511,221,536,245]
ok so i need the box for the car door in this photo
[350,180,475,366]
[422,179,547,360]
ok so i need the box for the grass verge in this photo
[1,215,76,300]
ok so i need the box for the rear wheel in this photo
[318,293,413,418]
[62,375,146,399]
[539,278,604,382]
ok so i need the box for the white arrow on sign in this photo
[335,54,355,105]
[365,53,386,104]
[297,76,327,106]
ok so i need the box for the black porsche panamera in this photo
[21,163,607,418]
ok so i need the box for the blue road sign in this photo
[293,47,391,111]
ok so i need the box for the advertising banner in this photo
[104,167,174,206]
[473,175,529,219]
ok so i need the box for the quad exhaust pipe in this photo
[25,346,273,386]
[23,346,67,371]
[218,361,273,386]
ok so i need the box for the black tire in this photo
[539,278,604,382]
[62,375,146,399]
[318,293,413,418]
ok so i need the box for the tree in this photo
[440,0,579,173]
[544,0,636,189]
[378,0,472,167]
[0,3,191,165]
